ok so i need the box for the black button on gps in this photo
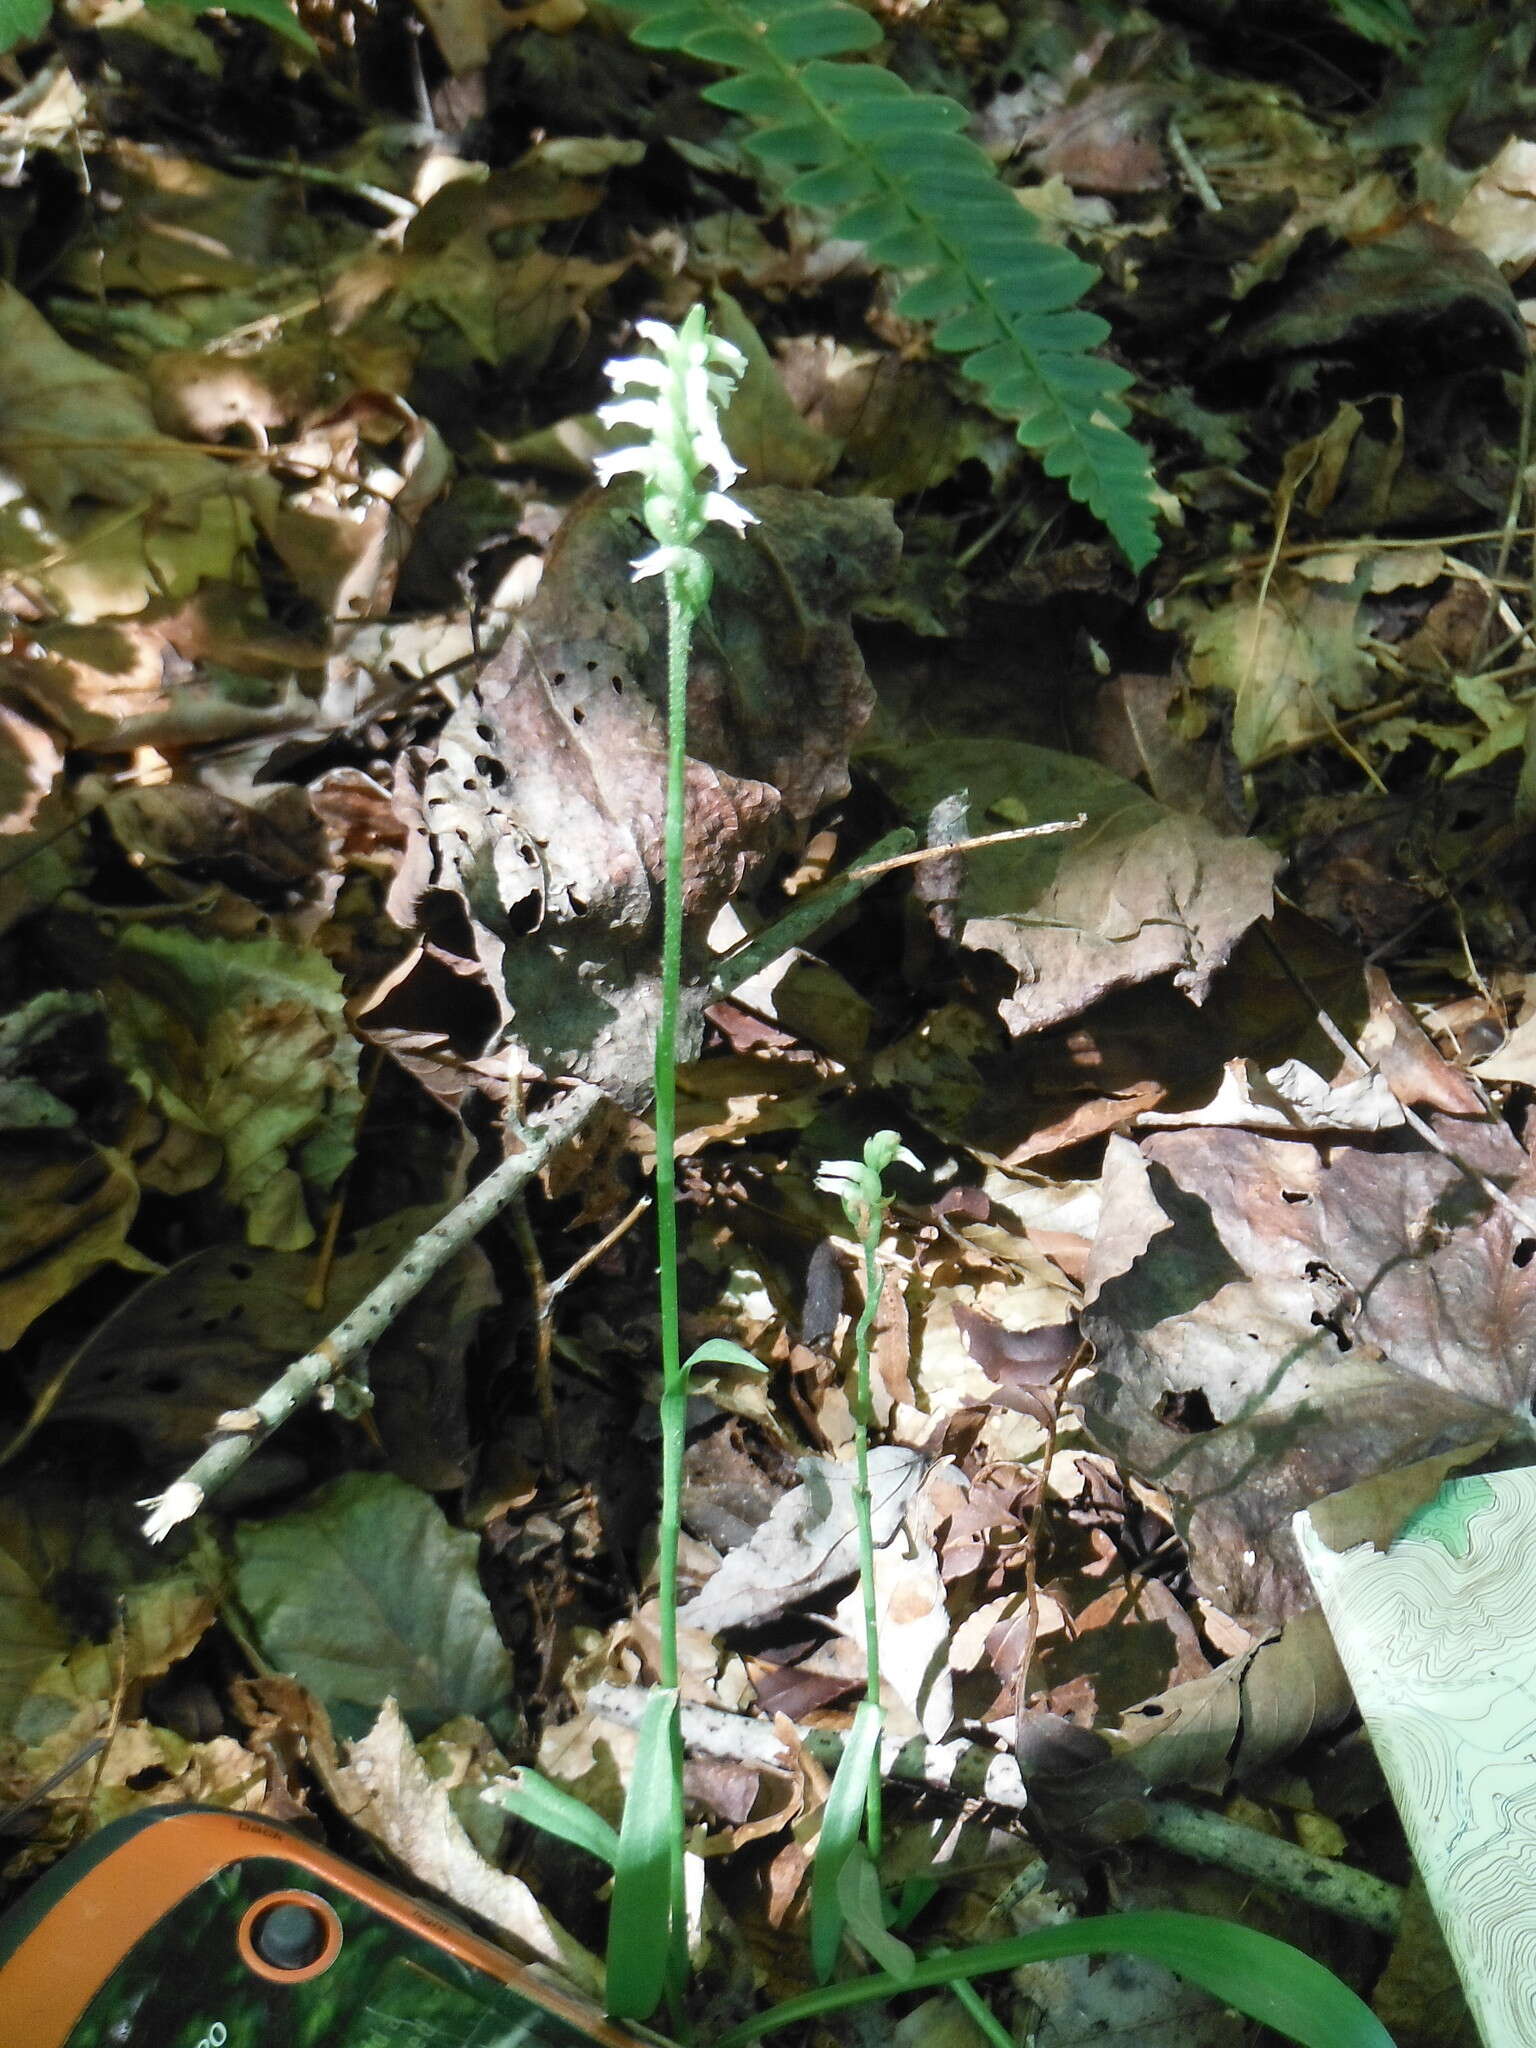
[250,1900,329,1971]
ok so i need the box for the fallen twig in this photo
[140,1081,604,1543]
[585,1681,1402,1936]
[712,817,1085,998]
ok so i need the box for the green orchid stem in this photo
[852,1212,883,1860]
[588,305,752,2026]
[655,569,700,1995]
[654,569,694,1697]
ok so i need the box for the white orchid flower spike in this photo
[595,305,755,606]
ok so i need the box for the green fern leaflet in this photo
[612,0,1161,569]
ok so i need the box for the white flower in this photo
[140,1479,206,1545]
[595,305,755,595]
[816,1132,920,1233]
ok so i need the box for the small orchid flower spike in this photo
[595,304,755,607]
[816,1131,920,1237]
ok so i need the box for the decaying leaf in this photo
[0,1540,71,1726]
[53,142,301,299]
[1112,1607,1352,1795]
[0,1140,153,1351]
[244,395,451,626]
[679,1445,927,1635]
[1474,1009,1536,1087]
[0,1557,236,1838]
[44,1574,219,1709]
[1135,1056,1405,1133]
[833,1470,955,1741]
[1452,137,1536,277]
[1081,1111,1536,1626]
[1183,564,1379,768]
[1213,217,1528,378]
[336,1699,600,1987]
[774,335,1007,499]
[0,284,253,622]
[234,1472,515,1738]
[2,611,315,754]
[870,738,1278,1035]
[105,925,362,1250]
[388,485,899,1099]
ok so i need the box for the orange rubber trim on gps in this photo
[1,1808,641,2048]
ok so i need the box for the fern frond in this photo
[612,0,1161,569]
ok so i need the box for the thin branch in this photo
[546,1197,650,1306]
[709,829,916,996]
[842,816,1086,882]
[215,150,419,221]
[1166,117,1221,212]
[508,1191,561,1470]
[583,1683,1402,1935]
[711,819,1084,999]
[140,1082,604,1543]
[1012,1342,1088,1729]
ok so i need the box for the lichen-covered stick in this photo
[583,1682,1402,1938]
[140,1081,604,1543]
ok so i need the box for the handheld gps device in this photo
[0,1804,647,2048]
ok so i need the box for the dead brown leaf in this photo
[1025,83,1173,194]
[387,485,898,1100]
[336,1699,599,1986]
[1081,1112,1536,1626]
[871,738,1278,1036]
[0,1141,153,1350]
[1215,219,1528,377]
[1113,1606,1352,1795]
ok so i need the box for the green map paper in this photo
[1295,1470,1536,2048]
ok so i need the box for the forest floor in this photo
[3,0,1536,2041]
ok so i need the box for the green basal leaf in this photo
[0,0,48,51]
[683,1337,768,1376]
[719,1910,1398,2048]
[607,1687,683,2020]
[488,1769,620,1870]
[809,1698,884,1982]
[836,1842,914,1980]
